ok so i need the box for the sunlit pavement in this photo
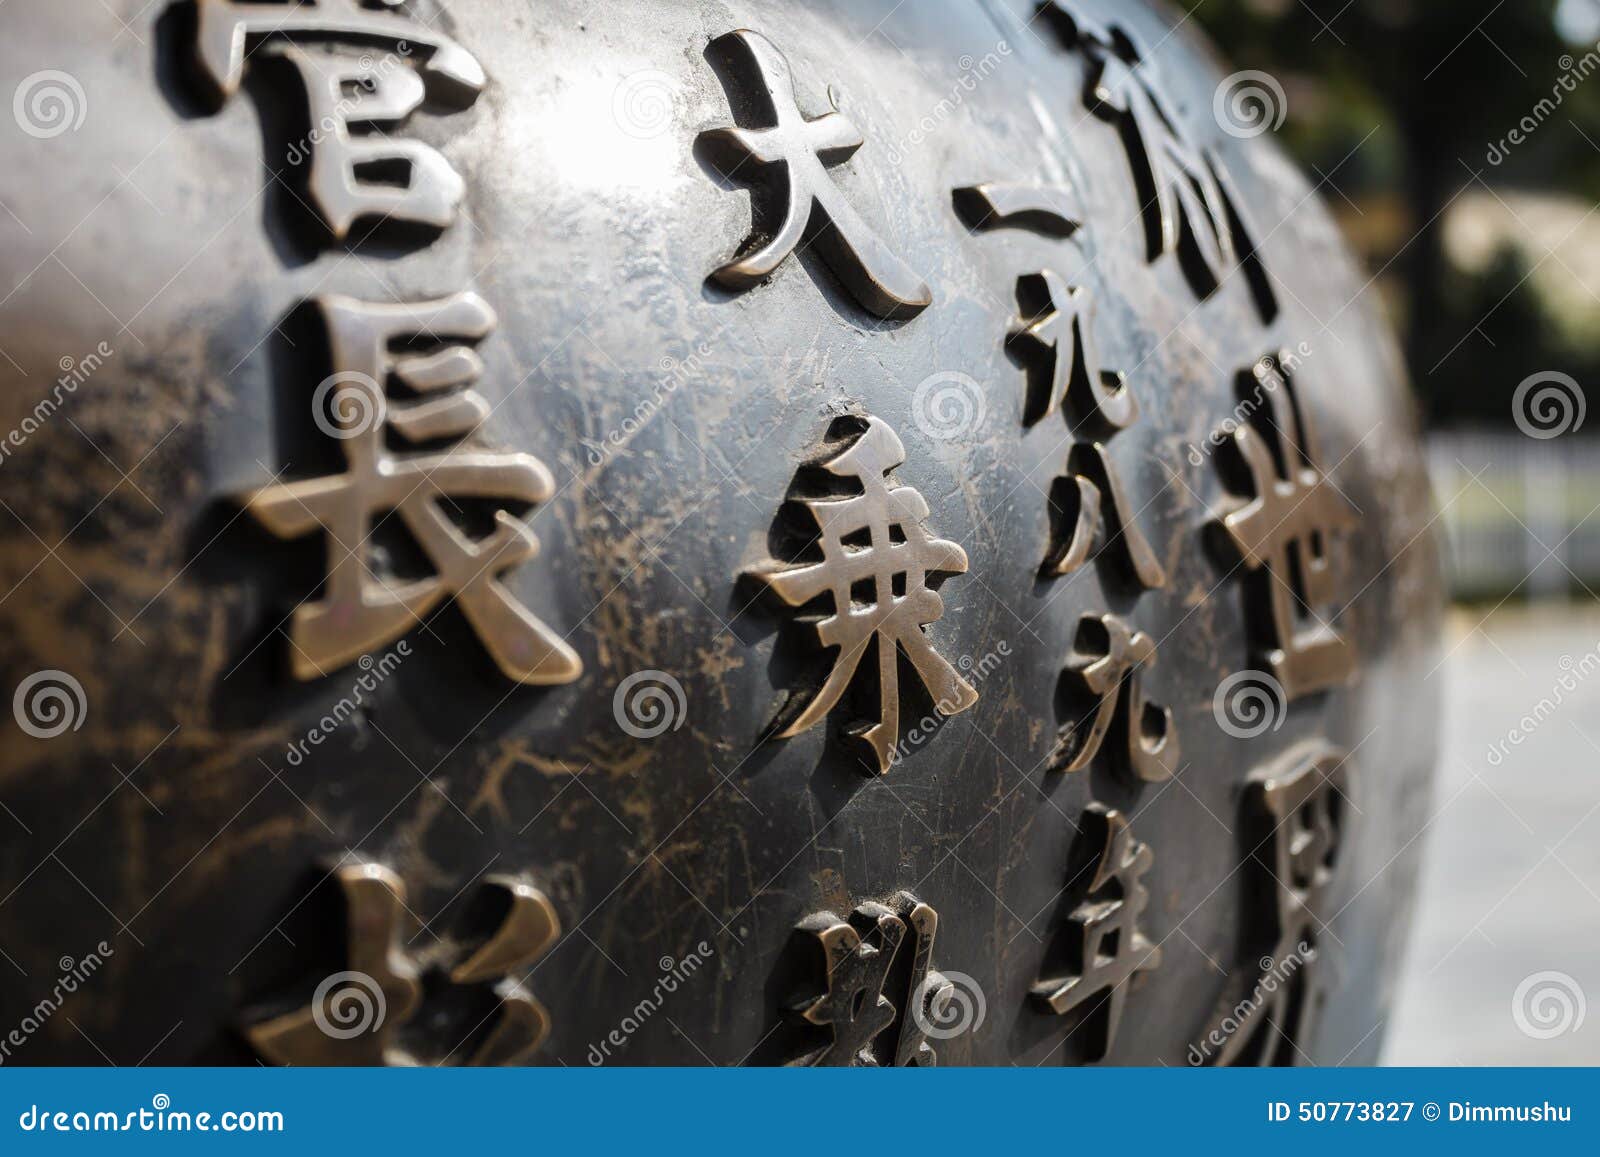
[1385,606,1600,1064]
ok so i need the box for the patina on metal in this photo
[0,0,1441,1067]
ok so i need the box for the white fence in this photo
[1428,431,1600,600]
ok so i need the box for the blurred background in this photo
[1189,0,1600,1063]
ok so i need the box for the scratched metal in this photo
[0,0,1441,1065]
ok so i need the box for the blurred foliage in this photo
[1186,0,1600,428]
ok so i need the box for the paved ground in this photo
[1384,606,1600,1064]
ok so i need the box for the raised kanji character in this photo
[1038,2,1278,321]
[788,892,953,1066]
[953,183,1082,240]
[1032,805,1162,1061]
[952,185,1166,590]
[749,416,977,774]
[1213,352,1356,700]
[244,292,583,686]
[700,30,932,319]
[1044,442,1168,590]
[1010,273,1163,589]
[190,0,483,238]
[246,864,560,1066]
[281,46,465,238]
[789,903,902,1067]
[1052,613,1179,783]
[1197,746,1347,1066]
[1008,271,1135,430]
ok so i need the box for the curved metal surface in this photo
[0,0,1441,1066]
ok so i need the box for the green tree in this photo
[1190,0,1600,425]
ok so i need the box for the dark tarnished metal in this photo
[0,0,1442,1068]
